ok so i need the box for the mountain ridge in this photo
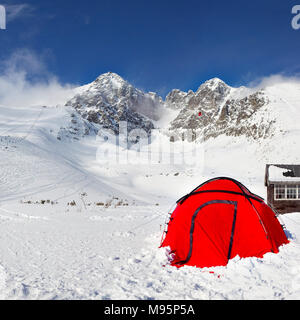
[52,72,300,143]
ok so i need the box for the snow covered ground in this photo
[0,80,300,300]
[0,187,299,300]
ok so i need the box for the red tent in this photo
[160,177,289,268]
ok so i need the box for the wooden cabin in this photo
[265,164,300,214]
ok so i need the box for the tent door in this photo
[180,200,238,266]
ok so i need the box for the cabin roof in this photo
[265,164,300,186]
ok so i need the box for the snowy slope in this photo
[0,104,141,205]
[0,75,300,300]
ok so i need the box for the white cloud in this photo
[5,3,34,22]
[248,74,300,90]
[0,49,77,107]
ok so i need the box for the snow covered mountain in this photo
[63,72,298,145]
[44,73,298,147]
[165,78,276,141]
[65,72,162,135]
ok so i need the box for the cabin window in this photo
[275,185,286,200]
[274,184,299,200]
[287,186,297,199]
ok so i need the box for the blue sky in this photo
[1,0,300,96]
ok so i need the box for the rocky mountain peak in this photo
[196,78,231,103]
[165,89,190,110]
[93,72,128,90]
[166,78,274,142]
[62,73,277,143]
[64,72,164,137]
[200,77,227,89]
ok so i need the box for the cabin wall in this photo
[267,184,300,214]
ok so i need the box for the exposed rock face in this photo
[165,89,194,110]
[56,108,98,141]
[216,91,273,140]
[166,78,274,141]
[65,72,161,135]
[62,73,276,143]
